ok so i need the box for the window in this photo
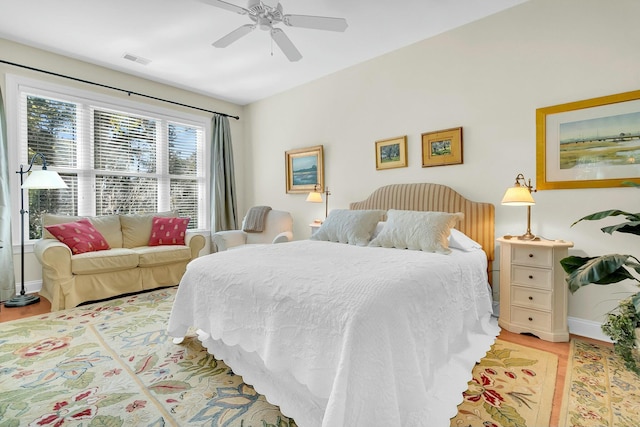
[8,76,209,242]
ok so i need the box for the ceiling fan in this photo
[200,0,348,62]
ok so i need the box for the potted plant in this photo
[560,182,640,375]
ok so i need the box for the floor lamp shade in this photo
[22,169,68,189]
[5,153,68,308]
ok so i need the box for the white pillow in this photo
[372,223,481,251]
[368,209,464,254]
[449,228,482,251]
[310,209,386,246]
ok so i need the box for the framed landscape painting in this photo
[421,127,463,167]
[285,145,324,193]
[375,136,407,170]
[536,90,640,189]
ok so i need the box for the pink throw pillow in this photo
[148,216,190,246]
[45,218,110,254]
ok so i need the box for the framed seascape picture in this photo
[375,136,407,170]
[421,127,463,167]
[536,90,640,190]
[285,145,324,193]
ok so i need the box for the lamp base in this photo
[4,293,40,308]
[517,232,539,241]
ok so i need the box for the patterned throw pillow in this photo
[45,218,111,254]
[148,216,190,246]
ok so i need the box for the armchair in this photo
[212,209,293,252]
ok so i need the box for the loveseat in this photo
[34,211,205,311]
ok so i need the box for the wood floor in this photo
[0,295,611,427]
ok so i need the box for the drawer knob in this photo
[528,253,534,258]
[528,317,533,321]
[528,296,533,300]
[529,275,534,279]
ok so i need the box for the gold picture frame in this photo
[421,127,463,167]
[285,145,324,194]
[375,136,408,170]
[536,90,640,190]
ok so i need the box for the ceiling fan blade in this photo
[270,28,302,62]
[213,24,256,48]
[261,0,280,8]
[199,0,249,15]
[283,14,348,32]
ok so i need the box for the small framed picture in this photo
[285,145,324,193]
[421,127,463,167]
[375,136,408,170]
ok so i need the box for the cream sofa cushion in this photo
[43,214,123,249]
[120,211,176,248]
[134,245,192,267]
[71,248,139,275]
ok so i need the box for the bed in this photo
[168,183,499,427]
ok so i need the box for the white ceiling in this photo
[0,0,526,105]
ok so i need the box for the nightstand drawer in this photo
[511,286,552,311]
[512,245,552,268]
[512,266,552,289]
[511,307,552,330]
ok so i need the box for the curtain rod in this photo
[0,59,240,120]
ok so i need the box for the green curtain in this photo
[0,87,16,301]
[210,115,238,232]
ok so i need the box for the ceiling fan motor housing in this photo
[247,0,283,30]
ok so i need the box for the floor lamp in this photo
[5,153,67,308]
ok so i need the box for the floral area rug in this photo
[559,339,640,427]
[451,339,557,427]
[1,287,558,427]
[0,287,295,427]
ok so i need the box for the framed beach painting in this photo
[375,136,407,170]
[421,127,463,167]
[536,90,640,190]
[285,145,324,193]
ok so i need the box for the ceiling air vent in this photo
[122,53,151,66]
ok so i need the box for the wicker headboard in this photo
[349,183,495,264]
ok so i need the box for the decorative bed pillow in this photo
[368,209,464,254]
[45,218,110,254]
[310,209,385,246]
[449,228,482,251]
[148,216,190,246]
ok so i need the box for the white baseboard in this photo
[568,316,612,343]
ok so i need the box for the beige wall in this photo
[0,38,245,287]
[243,0,640,326]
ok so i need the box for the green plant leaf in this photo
[601,220,640,236]
[571,209,640,227]
[562,255,637,293]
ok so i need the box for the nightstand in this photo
[309,222,322,236]
[497,237,574,342]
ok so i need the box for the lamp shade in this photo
[306,191,323,203]
[22,170,68,190]
[501,186,535,206]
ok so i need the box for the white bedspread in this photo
[168,240,499,427]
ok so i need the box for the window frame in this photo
[6,74,211,250]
